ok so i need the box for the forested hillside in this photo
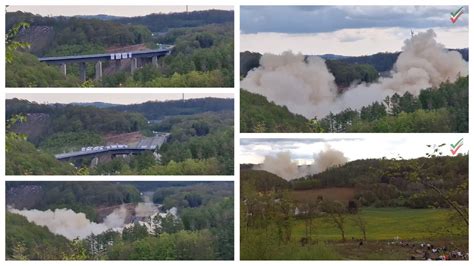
[6,10,234,87]
[6,181,234,260]
[6,98,234,175]
[115,10,233,32]
[292,155,468,208]
[111,97,233,120]
[240,90,315,133]
[241,76,468,133]
[241,154,468,259]
[6,11,151,56]
[319,76,468,132]
[241,154,468,209]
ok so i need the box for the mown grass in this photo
[292,207,465,241]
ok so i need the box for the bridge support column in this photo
[95,61,103,81]
[152,56,158,67]
[131,58,138,74]
[90,157,99,168]
[59,64,67,76]
[79,62,87,82]
[115,60,121,70]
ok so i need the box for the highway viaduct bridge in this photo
[38,46,173,82]
[55,133,170,166]
[55,147,154,161]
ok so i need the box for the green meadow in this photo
[241,207,467,260]
[292,207,462,241]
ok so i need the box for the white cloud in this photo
[241,27,468,56]
[240,135,468,165]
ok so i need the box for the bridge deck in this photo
[55,147,151,160]
[55,133,170,160]
[39,47,173,64]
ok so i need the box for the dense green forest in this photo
[319,76,468,133]
[6,97,234,175]
[114,10,233,32]
[6,182,141,222]
[241,153,468,259]
[6,181,234,260]
[241,76,468,133]
[240,90,316,133]
[291,155,468,208]
[111,97,233,120]
[6,10,233,87]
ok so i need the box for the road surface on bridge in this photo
[38,46,174,64]
[55,133,170,160]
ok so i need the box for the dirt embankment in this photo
[12,113,51,144]
[106,43,149,53]
[104,131,144,146]
[18,26,55,55]
[290,187,356,204]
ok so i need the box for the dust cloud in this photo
[255,145,348,180]
[9,208,117,240]
[242,30,468,118]
[8,199,162,240]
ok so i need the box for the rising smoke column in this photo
[308,144,348,174]
[255,145,348,180]
[242,30,468,118]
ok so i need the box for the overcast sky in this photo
[240,136,468,165]
[241,6,469,56]
[6,5,233,17]
[6,93,233,105]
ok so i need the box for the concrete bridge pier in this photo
[131,58,138,74]
[79,62,87,82]
[59,64,67,76]
[90,157,99,168]
[115,60,121,71]
[95,61,103,81]
[152,56,158,67]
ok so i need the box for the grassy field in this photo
[293,207,465,241]
[241,207,468,260]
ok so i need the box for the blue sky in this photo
[241,6,469,55]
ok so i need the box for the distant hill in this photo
[75,14,123,20]
[319,54,349,60]
[115,10,234,32]
[111,97,234,120]
[70,102,121,109]
[331,48,468,72]
[240,48,469,76]
[292,156,468,191]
